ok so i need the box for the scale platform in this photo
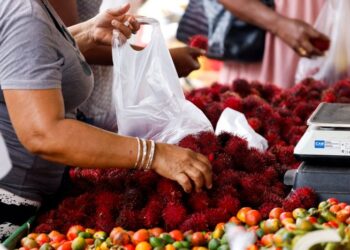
[284,162,350,203]
[294,103,350,162]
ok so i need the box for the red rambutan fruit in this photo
[197,131,219,155]
[259,202,277,219]
[178,134,200,152]
[217,195,241,214]
[180,213,209,232]
[223,96,243,111]
[248,117,262,132]
[189,35,208,51]
[157,178,183,202]
[212,153,235,174]
[204,102,224,128]
[204,208,229,228]
[232,79,252,97]
[162,202,187,230]
[187,192,210,212]
[115,209,141,231]
[224,136,249,156]
[141,198,163,228]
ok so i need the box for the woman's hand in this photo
[152,143,212,193]
[276,17,330,58]
[88,3,140,47]
[170,47,206,77]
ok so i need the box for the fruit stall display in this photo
[32,78,350,235]
[18,198,350,250]
[7,77,348,250]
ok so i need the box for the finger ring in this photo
[297,47,308,56]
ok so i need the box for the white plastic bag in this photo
[296,0,350,84]
[215,108,268,151]
[112,17,213,144]
[0,133,11,180]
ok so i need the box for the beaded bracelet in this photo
[133,137,141,169]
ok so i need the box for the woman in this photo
[218,0,328,88]
[49,0,205,131]
[0,0,211,240]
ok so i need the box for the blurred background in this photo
[135,0,222,90]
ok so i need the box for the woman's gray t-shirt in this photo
[0,0,94,201]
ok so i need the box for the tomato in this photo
[36,234,50,246]
[228,216,241,225]
[307,216,318,224]
[57,241,72,250]
[110,227,124,239]
[246,244,258,250]
[132,229,150,245]
[263,219,280,233]
[21,237,39,249]
[135,242,152,250]
[337,209,350,222]
[111,231,130,245]
[327,198,339,205]
[237,207,252,223]
[27,233,38,240]
[279,212,293,221]
[261,234,274,247]
[67,225,85,241]
[330,205,341,214]
[124,244,136,250]
[169,230,183,241]
[269,207,283,220]
[245,210,262,226]
[215,223,225,231]
[85,239,94,245]
[339,203,347,209]
[148,227,163,237]
[191,232,206,246]
[165,244,176,250]
[48,231,65,243]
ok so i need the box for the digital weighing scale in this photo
[285,103,350,203]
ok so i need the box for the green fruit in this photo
[296,218,314,231]
[220,234,228,245]
[318,201,329,210]
[94,231,107,241]
[22,237,39,249]
[78,232,92,239]
[217,244,229,250]
[291,235,302,246]
[308,208,318,215]
[264,219,280,233]
[255,228,265,238]
[160,234,174,244]
[39,243,54,250]
[150,237,166,248]
[178,248,190,250]
[208,239,220,250]
[282,232,294,243]
[321,211,336,222]
[180,241,190,248]
[153,247,165,250]
[172,241,183,249]
[293,208,307,219]
[94,238,103,248]
[325,242,339,250]
[105,237,113,247]
[72,237,86,250]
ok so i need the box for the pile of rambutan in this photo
[34,78,350,234]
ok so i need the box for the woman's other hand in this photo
[88,3,140,47]
[276,17,330,58]
[170,47,206,77]
[152,143,212,193]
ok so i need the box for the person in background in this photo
[49,0,205,131]
[218,0,328,88]
[0,0,211,241]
